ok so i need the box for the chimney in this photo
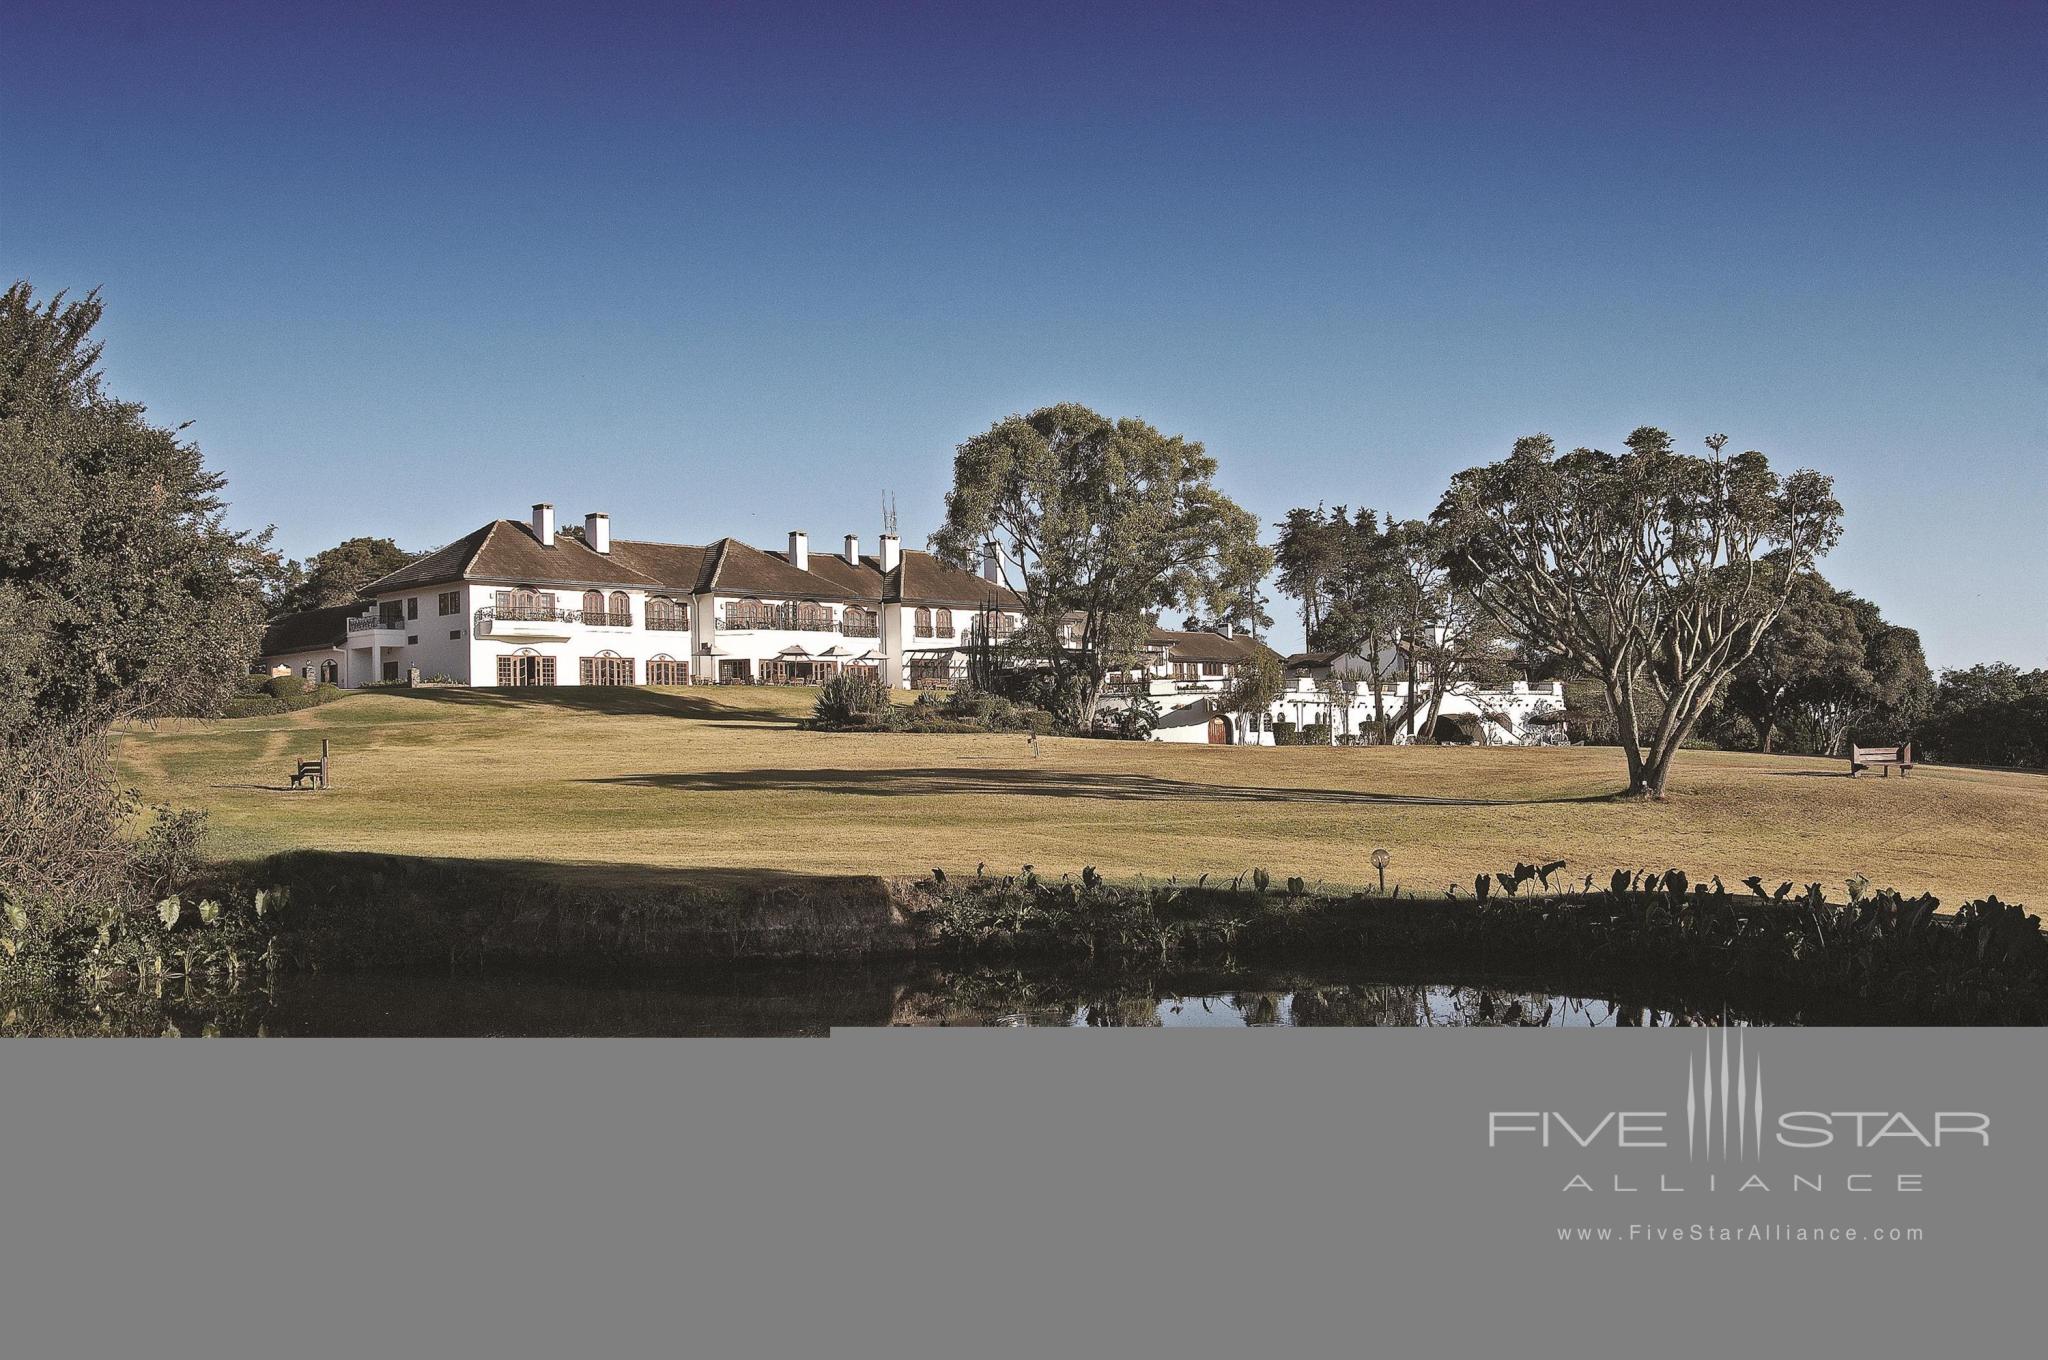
[843,533,860,566]
[787,530,809,572]
[585,512,611,554]
[879,533,901,572]
[532,503,556,544]
[980,542,1002,583]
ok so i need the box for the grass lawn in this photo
[112,686,2048,906]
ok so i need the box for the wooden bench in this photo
[1849,742,1912,778]
[289,739,331,790]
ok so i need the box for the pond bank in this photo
[178,851,2048,1025]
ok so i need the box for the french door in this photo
[579,656,635,686]
[496,654,557,686]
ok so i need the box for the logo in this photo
[1487,1029,1989,1195]
[1687,1027,1762,1162]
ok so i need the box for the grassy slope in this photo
[112,687,2048,905]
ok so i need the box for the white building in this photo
[259,503,1024,691]
[1096,636,1566,746]
[258,501,1564,746]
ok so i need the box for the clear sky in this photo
[4,0,2042,666]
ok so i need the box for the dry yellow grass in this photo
[112,686,2048,906]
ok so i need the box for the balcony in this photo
[475,606,575,640]
[839,618,879,638]
[582,610,633,628]
[347,615,409,643]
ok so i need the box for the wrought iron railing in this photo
[349,614,407,633]
[486,605,572,623]
[582,610,633,627]
[645,617,690,631]
[718,609,837,632]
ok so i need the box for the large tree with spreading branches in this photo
[932,404,1270,726]
[1432,428,1843,798]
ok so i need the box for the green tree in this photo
[1276,507,1406,741]
[932,404,1270,726]
[1272,505,1351,638]
[1433,429,1843,798]
[1915,664,2048,769]
[276,535,420,615]
[1722,576,1932,754]
[1721,572,1866,753]
[1,282,272,917]
[1217,647,1285,747]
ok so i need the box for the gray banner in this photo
[1,1028,2038,1357]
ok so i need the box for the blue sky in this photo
[4,0,2042,665]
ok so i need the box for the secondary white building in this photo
[259,503,1024,691]
[1096,636,1566,746]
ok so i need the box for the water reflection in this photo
[1,959,1904,1036]
[900,973,1713,1029]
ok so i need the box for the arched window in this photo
[727,598,766,628]
[609,591,630,624]
[915,607,933,638]
[647,597,687,631]
[583,590,604,617]
[935,608,953,634]
[841,606,876,637]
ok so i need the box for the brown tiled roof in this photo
[360,520,664,592]
[705,538,864,600]
[1147,627,1269,664]
[356,516,1019,608]
[893,551,1020,607]
[794,550,886,601]
[358,524,494,593]
[606,540,716,594]
[260,603,359,656]
[471,522,664,587]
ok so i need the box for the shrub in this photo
[814,672,889,728]
[131,806,209,898]
[261,673,311,699]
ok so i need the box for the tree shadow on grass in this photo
[583,766,1623,807]
[370,686,803,724]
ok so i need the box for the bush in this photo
[261,673,311,699]
[220,682,345,719]
[814,672,889,728]
[132,806,208,898]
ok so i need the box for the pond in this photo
[0,958,1910,1035]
